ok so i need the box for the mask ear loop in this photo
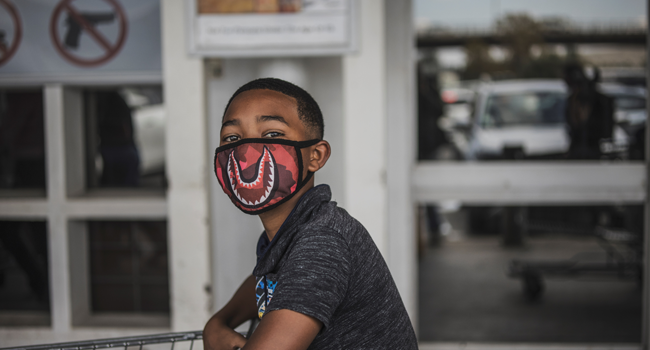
[294,139,320,191]
[295,139,321,148]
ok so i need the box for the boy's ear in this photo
[307,140,331,173]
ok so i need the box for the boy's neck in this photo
[259,178,315,241]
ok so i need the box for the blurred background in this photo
[0,0,647,348]
[414,0,647,344]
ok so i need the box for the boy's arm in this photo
[203,275,258,350]
[243,309,323,350]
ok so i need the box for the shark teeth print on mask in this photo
[227,146,276,207]
[214,138,319,214]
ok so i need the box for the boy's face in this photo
[220,89,310,146]
[218,88,330,222]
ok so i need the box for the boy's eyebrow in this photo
[221,115,288,130]
[259,115,289,125]
[221,119,239,130]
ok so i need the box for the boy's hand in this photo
[203,275,258,350]
[203,317,247,350]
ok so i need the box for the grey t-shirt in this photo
[253,185,418,350]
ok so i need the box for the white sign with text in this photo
[188,0,356,57]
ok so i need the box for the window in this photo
[0,220,49,326]
[0,0,166,334]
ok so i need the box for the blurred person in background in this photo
[563,63,614,159]
[96,91,140,187]
[629,125,645,160]
[417,65,445,161]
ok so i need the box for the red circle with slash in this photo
[50,0,128,67]
[0,0,22,66]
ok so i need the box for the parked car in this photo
[435,83,477,160]
[436,79,645,160]
[460,80,568,160]
[598,83,646,157]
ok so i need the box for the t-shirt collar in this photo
[254,184,331,272]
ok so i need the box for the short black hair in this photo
[223,78,324,139]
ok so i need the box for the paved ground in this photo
[418,235,642,343]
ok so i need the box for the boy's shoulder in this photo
[286,199,379,266]
[296,199,365,241]
[267,185,380,267]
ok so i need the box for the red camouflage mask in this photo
[214,138,320,215]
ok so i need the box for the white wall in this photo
[342,0,388,254]
[161,0,212,331]
[305,57,346,204]
[385,0,417,325]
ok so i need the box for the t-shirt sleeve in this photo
[265,229,350,329]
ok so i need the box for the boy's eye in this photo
[223,135,240,142]
[264,131,284,138]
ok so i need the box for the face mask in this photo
[214,138,320,215]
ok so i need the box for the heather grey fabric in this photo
[253,185,418,350]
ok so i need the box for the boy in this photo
[204,78,418,350]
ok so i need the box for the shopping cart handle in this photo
[246,317,259,339]
[0,330,203,350]
[1,319,259,350]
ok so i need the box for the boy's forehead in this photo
[224,89,298,120]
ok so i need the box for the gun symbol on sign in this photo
[64,12,115,49]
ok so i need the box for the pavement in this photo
[418,235,642,344]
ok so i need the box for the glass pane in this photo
[416,4,646,162]
[418,203,643,342]
[0,89,46,193]
[84,86,166,189]
[89,220,169,313]
[0,221,50,326]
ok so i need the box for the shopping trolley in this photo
[508,225,643,300]
[1,319,258,350]
[0,331,203,350]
